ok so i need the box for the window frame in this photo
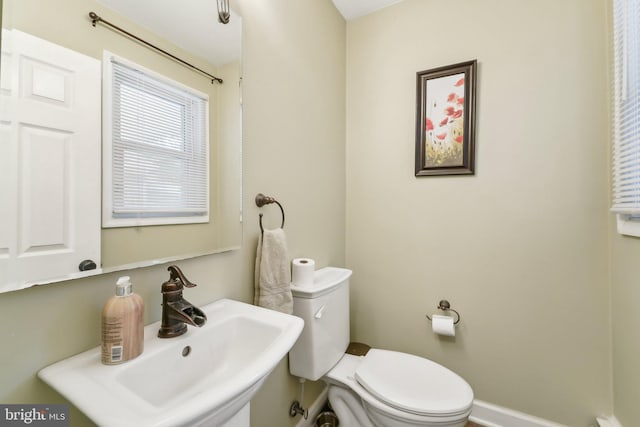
[102,51,210,228]
[611,0,640,237]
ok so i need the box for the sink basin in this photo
[39,299,304,427]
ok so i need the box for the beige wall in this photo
[3,0,242,268]
[607,1,640,423]
[240,0,346,424]
[5,0,640,426]
[611,226,640,426]
[345,0,612,425]
[0,0,345,426]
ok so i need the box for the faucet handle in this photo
[167,265,197,289]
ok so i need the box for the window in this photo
[612,0,640,236]
[103,52,209,227]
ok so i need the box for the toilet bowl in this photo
[326,351,473,427]
[288,267,474,427]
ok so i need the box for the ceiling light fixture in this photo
[217,0,230,24]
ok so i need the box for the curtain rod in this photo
[89,12,223,84]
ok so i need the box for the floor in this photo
[466,422,484,427]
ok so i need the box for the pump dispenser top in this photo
[116,276,132,296]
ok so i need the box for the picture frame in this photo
[415,60,477,176]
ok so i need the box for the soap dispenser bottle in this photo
[101,276,144,365]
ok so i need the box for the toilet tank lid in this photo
[291,267,352,298]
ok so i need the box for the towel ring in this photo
[425,300,461,325]
[255,193,285,235]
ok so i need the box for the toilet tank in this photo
[289,267,352,381]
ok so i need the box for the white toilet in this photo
[289,267,474,427]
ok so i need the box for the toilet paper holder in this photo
[425,300,461,325]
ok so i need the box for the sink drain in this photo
[182,346,191,357]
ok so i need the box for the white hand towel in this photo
[254,228,293,314]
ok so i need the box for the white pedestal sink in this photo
[39,299,304,427]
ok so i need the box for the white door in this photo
[0,30,101,291]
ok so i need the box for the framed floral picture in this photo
[415,60,477,176]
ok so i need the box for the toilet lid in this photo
[354,349,473,416]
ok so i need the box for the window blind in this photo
[612,0,640,215]
[109,58,209,223]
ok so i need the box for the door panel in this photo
[0,29,101,291]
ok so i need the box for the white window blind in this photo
[612,0,640,232]
[103,53,209,227]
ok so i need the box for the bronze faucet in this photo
[158,265,207,338]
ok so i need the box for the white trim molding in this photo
[470,400,567,427]
[616,214,640,237]
[596,415,623,427]
[299,391,585,427]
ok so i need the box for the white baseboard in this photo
[294,386,329,427]
[596,415,623,427]
[296,391,609,427]
[469,400,567,427]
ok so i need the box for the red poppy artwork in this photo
[415,60,477,176]
[423,72,465,167]
[425,118,434,131]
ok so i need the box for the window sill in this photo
[102,214,209,228]
[616,214,640,237]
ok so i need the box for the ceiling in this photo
[332,0,403,20]
[93,0,401,66]
[95,0,241,66]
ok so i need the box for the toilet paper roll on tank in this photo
[291,258,315,287]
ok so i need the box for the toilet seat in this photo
[355,349,473,417]
[325,350,473,424]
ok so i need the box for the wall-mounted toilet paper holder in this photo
[425,300,461,325]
